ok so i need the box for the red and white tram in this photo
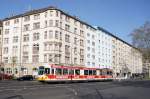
[37,64,113,82]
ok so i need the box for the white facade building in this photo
[96,28,112,69]
[85,27,97,68]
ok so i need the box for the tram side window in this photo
[51,68,54,74]
[89,70,92,75]
[84,70,88,75]
[56,68,62,75]
[93,70,96,75]
[75,69,80,75]
[69,69,74,75]
[63,69,68,75]
[45,68,50,74]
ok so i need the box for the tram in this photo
[37,64,113,82]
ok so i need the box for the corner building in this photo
[2,7,91,76]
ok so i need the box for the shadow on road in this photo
[5,95,24,99]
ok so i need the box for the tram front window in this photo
[45,68,50,74]
[38,70,44,75]
[38,66,45,75]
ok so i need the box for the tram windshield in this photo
[38,66,45,75]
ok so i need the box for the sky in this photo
[0,0,150,44]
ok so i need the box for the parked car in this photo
[0,73,13,80]
[17,75,34,81]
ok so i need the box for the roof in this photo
[3,6,96,30]
[97,27,139,50]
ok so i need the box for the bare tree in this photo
[130,21,150,60]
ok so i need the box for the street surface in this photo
[0,80,150,99]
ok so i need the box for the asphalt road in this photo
[0,80,150,99]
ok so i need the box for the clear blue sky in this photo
[0,0,150,44]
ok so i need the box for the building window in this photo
[65,45,70,55]
[87,47,90,51]
[65,16,70,22]
[87,40,90,43]
[92,55,95,59]
[32,55,39,63]
[74,20,77,26]
[44,54,47,62]
[74,37,77,45]
[14,18,19,24]
[23,34,29,42]
[65,34,70,42]
[80,39,84,46]
[92,42,95,46]
[55,20,59,27]
[92,48,95,53]
[5,29,9,34]
[50,10,53,16]
[5,21,10,26]
[74,28,77,34]
[87,54,90,58]
[3,47,8,54]
[13,36,18,43]
[87,62,90,66]
[22,56,29,63]
[49,20,53,26]
[80,23,83,28]
[33,44,39,54]
[92,62,95,66]
[74,58,77,64]
[34,14,40,20]
[65,56,70,64]
[4,57,8,63]
[4,38,9,44]
[65,24,70,31]
[80,49,84,55]
[44,11,47,18]
[33,22,40,29]
[13,27,19,33]
[80,30,84,37]
[44,31,47,39]
[23,45,29,52]
[33,33,40,41]
[92,35,95,39]
[24,16,30,21]
[45,20,48,27]
[60,32,62,40]
[49,30,53,39]
[55,31,59,39]
[56,10,59,17]
[23,24,30,31]
[74,47,77,54]
[87,33,90,37]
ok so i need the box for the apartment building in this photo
[96,27,112,69]
[1,6,143,77]
[2,6,95,76]
[111,34,142,78]
[85,27,97,68]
